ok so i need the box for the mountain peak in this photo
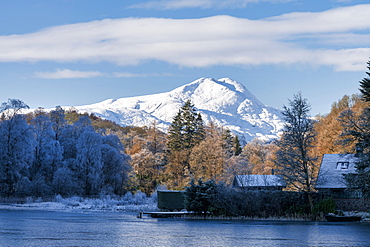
[76,77,284,142]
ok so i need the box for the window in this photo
[336,162,349,170]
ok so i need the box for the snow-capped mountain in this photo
[76,78,284,142]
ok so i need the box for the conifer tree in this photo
[165,100,205,189]
[232,135,242,156]
[359,59,370,102]
[222,129,234,157]
[167,100,205,151]
[341,58,370,197]
[167,112,183,151]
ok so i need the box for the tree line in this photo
[0,103,130,197]
[1,59,369,204]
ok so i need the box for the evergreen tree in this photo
[184,179,218,218]
[222,129,234,157]
[359,59,370,102]
[165,100,205,189]
[167,100,205,151]
[341,59,370,197]
[232,135,242,156]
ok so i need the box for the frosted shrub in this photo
[150,191,158,204]
[35,197,43,203]
[122,191,133,204]
[122,191,148,205]
[26,197,34,204]
[132,191,147,205]
[59,196,82,207]
[55,194,63,203]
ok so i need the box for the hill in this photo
[75,77,284,142]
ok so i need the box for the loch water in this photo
[1,210,370,246]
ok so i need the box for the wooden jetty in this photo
[137,211,190,218]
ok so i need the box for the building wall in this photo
[157,190,185,211]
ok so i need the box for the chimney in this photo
[355,146,363,157]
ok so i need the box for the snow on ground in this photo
[0,192,159,213]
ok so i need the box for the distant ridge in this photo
[75,78,284,142]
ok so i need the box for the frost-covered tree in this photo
[49,106,66,140]
[59,125,78,161]
[101,134,131,195]
[29,115,63,191]
[0,98,29,120]
[0,99,33,196]
[76,125,103,195]
[52,165,80,196]
[0,100,132,197]
[58,115,89,165]
[274,93,318,211]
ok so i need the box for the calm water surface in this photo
[1,210,370,246]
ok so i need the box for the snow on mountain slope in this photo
[76,78,284,142]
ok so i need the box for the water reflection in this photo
[1,210,370,246]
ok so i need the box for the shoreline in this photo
[2,200,369,222]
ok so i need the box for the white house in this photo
[316,154,359,197]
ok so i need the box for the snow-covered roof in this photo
[316,154,358,189]
[233,175,286,188]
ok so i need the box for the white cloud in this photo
[35,69,105,79]
[112,72,175,77]
[128,0,293,10]
[35,70,175,79]
[112,72,147,78]
[1,4,370,72]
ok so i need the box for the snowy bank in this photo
[0,192,159,213]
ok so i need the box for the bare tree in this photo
[274,93,318,211]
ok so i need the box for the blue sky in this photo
[1,0,369,116]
